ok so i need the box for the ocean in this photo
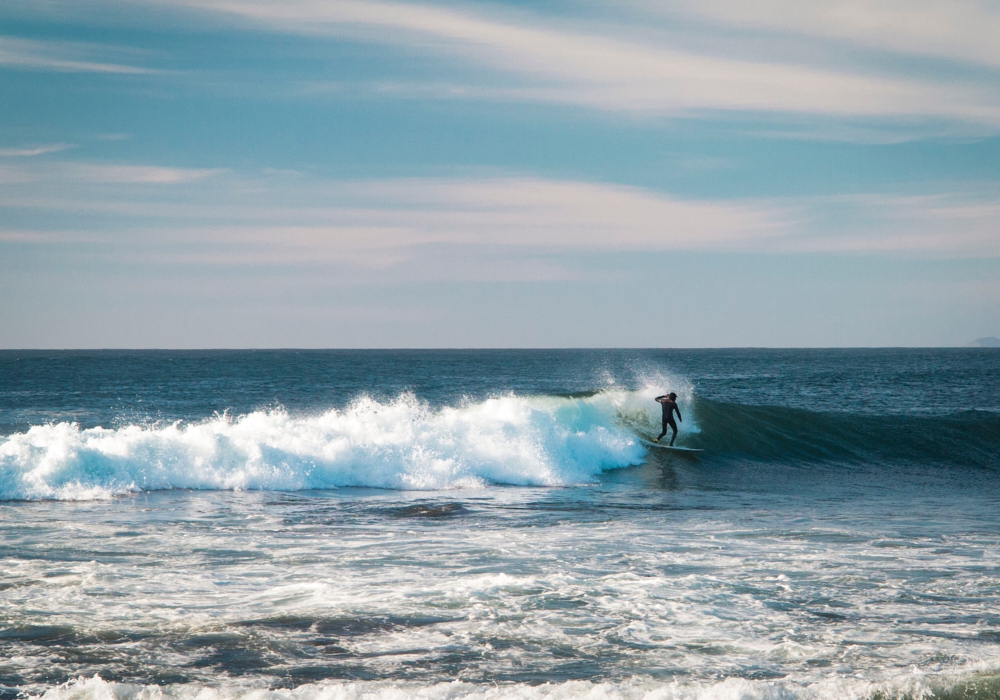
[1,349,998,700]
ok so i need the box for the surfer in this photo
[654,392,682,446]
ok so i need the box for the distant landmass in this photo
[968,337,1000,347]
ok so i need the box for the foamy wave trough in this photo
[0,389,679,501]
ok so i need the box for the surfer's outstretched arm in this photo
[676,406,682,422]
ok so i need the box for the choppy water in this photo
[1,349,999,700]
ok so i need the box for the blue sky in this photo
[1,0,998,347]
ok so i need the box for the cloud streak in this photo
[56,163,226,184]
[0,36,158,74]
[773,195,1000,257]
[2,163,999,268]
[145,0,1000,125]
[657,0,1000,69]
[0,143,74,157]
[0,167,791,262]
[5,1,998,129]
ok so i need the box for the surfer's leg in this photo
[656,416,668,441]
[668,420,678,446]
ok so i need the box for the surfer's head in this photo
[668,392,677,399]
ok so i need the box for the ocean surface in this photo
[1,349,999,700]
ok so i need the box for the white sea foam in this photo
[30,670,1000,700]
[0,388,688,501]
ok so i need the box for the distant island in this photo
[968,337,1000,347]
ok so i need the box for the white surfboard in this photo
[640,439,704,453]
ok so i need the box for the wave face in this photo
[689,396,1000,468]
[0,391,655,501]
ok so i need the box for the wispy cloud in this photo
[0,36,158,74]
[146,0,1000,125]
[6,1,997,130]
[773,194,1000,257]
[0,229,99,243]
[0,143,74,157]
[0,161,226,184]
[55,163,225,184]
[0,169,792,261]
[655,0,1000,69]
[0,165,38,184]
[2,163,998,267]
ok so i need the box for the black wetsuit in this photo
[655,396,682,445]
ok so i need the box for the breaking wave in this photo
[5,381,994,502]
[0,389,670,501]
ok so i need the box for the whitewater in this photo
[0,389,677,500]
[1,349,999,700]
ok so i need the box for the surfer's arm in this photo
[655,395,667,403]
[676,407,683,422]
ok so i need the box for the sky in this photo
[1,0,999,348]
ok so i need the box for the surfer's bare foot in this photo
[652,438,659,443]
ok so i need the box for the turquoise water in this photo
[1,349,998,700]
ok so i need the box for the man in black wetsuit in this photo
[654,392,682,445]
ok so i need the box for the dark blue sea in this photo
[1,349,999,700]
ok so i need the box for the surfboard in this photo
[640,439,703,453]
